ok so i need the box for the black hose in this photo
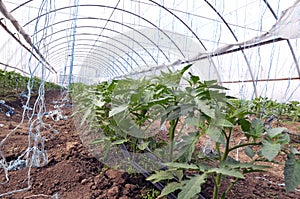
[119,144,207,199]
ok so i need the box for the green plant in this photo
[73,65,300,199]
[141,188,162,199]
[229,97,300,125]
[0,69,61,95]
[286,101,300,122]
[146,75,300,199]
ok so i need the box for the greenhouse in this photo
[0,0,300,198]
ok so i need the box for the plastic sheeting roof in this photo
[0,0,300,101]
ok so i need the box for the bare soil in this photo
[0,89,299,199]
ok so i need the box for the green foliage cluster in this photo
[73,65,300,199]
[231,96,300,122]
[0,69,61,94]
[141,188,162,199]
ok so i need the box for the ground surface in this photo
[0,89,299,199]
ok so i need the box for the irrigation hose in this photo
[119,144,207,199]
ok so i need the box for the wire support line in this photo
[0,19,56,74]
[129,0,269,34]
[220,77,300,84]
[117,37,287,80]
[87,0,121,56]
[203,0,258,98]
[67,0,79,91]
[8,0,268,35]
[9,0,33,13]
[0,1,58,198]
[185,37,287,63]
[262,0,300,78]
[0,62,30,75]
[0,2,57,74]
[148,0,206,50]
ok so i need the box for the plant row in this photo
[0,69,61,94]
[231,96,300,122]
[72,65,300,199]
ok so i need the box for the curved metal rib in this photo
[48,43,129,75]
[44,34,138,71]
[23,5,183,61]
[31,17,169,62]
[37,31,148,69]
[204,0,258,98]
[50,54,117,77]
[44,39,133,74]
[34,26,154,66]
[262,0,300,78]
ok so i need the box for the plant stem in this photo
[213,129,233,199]
[169,118,179,161]
[228,142,261,152]
[213,173,222,199]
[213,130,232,199]
[222,129,232,161]
[216,142,222,160]
[222,177,239,198]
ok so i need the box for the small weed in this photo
[141,188,162,199]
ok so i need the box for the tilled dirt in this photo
[0,89,299,199]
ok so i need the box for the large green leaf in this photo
[207,126,225,144]
[284,154,300,192]
[114,113,146,138]
[163,162,199,170]
[174,132,199,162]
[188,73,200,85]
[159,65,192,88]
[260,141,281,161]
[209,90,227,102]
[196,99,215,119]
[159,182,183,197]
[230,106,251,117]
[208,168,244,179]
[147,97,174,107]
[109,104,127,117]
[111,139,127,145]
[276,133,290,145]
[137,141,149,150]
[267,127,287,138]
[245,146,256,159]
[146,170,176,183]
[185,117,204,127]
[164,104,195,121]
[237,118,251,132]
[178,174,207,199]
[246,119,264,140]
[80,108,92,126]
[220,158,270,171]
[215,119,234,128]
[180,64,193,75]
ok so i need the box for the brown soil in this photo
[0,89,299,199]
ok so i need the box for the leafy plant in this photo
[230,97,300,125]
[73,65,300,199]
[146,74,300,199]
[141,188,162,199]
[0,69,61,96]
